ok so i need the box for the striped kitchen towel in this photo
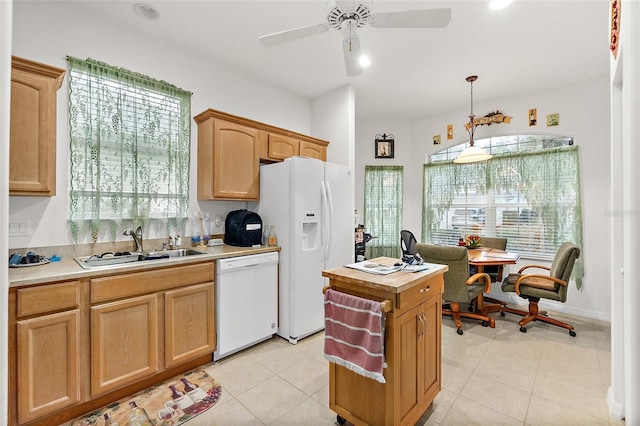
[323,289,386,383]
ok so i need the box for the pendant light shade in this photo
[454,145,493,163]
[454,75,492,164]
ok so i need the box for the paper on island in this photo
[345,261,403,275]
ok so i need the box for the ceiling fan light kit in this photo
[258,1,452,77]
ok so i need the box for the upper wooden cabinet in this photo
[299,140,327,161]
[195,109,329,200]
[196,114,261,200]
[10,56,65,196]
[267,133,299,160]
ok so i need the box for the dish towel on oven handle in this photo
[323,289,387,383]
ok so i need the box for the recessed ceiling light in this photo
[133,3,158,20]
[489,0,513,10]
[359,56,371,68]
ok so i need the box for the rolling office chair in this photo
[501,242,580,336]
[416,243,495,335]
[478,236,508,282]
[400,229,418,256]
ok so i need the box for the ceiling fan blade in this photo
[370,8,452,28]
[342,34,363,77]
[259,23,330,47]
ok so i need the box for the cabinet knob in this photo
[419,286,430,293]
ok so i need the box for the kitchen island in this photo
[322,257,447,426]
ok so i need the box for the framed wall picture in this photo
[375,134,394,158]
[529,108,537,126]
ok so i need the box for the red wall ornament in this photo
[610,0,620,59]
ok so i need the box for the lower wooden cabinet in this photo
[396,294,441,424]
[165,282,215,368]
[17,310,81,423]
[91,294,159,396]
[8,260,216,425]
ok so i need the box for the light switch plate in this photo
[9,220,30,237]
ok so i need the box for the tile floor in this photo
[190,309,619,425]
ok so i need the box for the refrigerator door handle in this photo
[325,180,334,261]
[321,180,329,261]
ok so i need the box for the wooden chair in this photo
[500,242,580,336]
[416,243,495,335]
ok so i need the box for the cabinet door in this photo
[17,310,81,423]
[417,296,441,410]
[397,305,421,424]
[268,133,299,160]
[165,282,215,368]
[91,294,159,396]
[10,57,64,196]
[299,140,327,161]
[197,118,260,200]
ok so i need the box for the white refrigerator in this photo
[251,156,353,343]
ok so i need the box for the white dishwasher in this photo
[214,252,279,361]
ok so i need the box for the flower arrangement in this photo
[465,235,481,248]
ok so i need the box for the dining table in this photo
[466,247,521,313]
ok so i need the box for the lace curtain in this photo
[423,146,584,287]
[364,166,404,258]
[68,57,191,242]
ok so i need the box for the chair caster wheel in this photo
[482,321,490,327]
[519,326,527,333]
[456,328,464,335]
[337,415,346,425]
[500,311,506,317]
[569,330,577,337]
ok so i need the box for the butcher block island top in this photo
[322,257,447,426]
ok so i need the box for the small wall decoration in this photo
[610,0,620,59]
[464,110,512,131]
[375,133,394,158]
[433,135,441,145]
[547,113,560,127]
[528,108,537,126]
[447,125,454,140]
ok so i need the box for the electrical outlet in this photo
[9,220,30,237]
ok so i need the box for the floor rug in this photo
[71,368,222,426]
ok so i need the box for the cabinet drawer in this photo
[91,262,214,303]
[397,275,442,311]
[17,281,80,317]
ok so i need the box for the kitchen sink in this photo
[74,248,211,269]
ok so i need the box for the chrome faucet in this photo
[123,226,144,253]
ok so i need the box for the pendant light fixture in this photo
[454,75,493,164]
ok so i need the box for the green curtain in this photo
[68,57,191,242]
[423,146,584,287]
[364,166,403,258]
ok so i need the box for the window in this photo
[68,57,191,242]
[422,135,583,262]
[364,166,403,258]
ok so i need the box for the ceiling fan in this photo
[259,1,452,77]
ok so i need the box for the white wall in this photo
[356,76,611,321]
[10,1,316,248]
[0,0,12,423]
